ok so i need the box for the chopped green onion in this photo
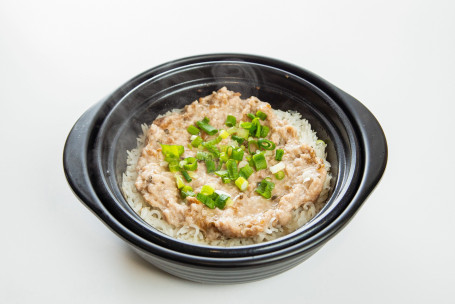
[256,178,275,199]
[239,164,254,179]
[196,117,218,135]
[248,140,259,154]
[191,136,203,147]
[181,185,195,198]
[240,121,253,129]
[196,151,208,161]
[226,159,239,180]
[253,118,261,138]
[219,130,229,139]
[175,174,185,189]
[231,148,244,161]
[275,171,285,180]
[201,184,215,196]
[187,125,200,135]
[252,152,267,170]
[225,198,234,207]
[258,139,276,150]
[205,137,222,146]
[231,135,244,145]
[226,146,234,157]
[255,111,267,120]
[227,127,237,134]
[222,176,231,183]
[183,157,197,171]
[182,170,192,182]
[225,115,237,127]
[246,117,259,135]
[196,193,215,209]
[160,144,184,161]
[168,160,181,172]
[236,128,249,139]
[260,125,270,138]
[219,152,229,162]
[247,113,256,120]
[275,149,284,161]
[214,193,230,209]
[202,141,220,157]
[246,156,255,169]
[205,159,216,173]
[214,170,228,177]
[235,176,249,191]
[270,161,285,174]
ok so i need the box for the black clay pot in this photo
[63,54,387,283]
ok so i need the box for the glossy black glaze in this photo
[63,54,387,283]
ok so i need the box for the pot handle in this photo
[63,101,106,216]
[336,88,388,192]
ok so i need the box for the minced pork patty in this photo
[135,87,327,240]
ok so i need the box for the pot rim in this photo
[63,53,387,264]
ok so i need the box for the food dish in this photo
[122,87,332,246]
[63,54,387,283]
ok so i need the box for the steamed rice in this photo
[122,106,331,247]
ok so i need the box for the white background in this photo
[1,0,454,303]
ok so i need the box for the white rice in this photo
[121,109,332,247]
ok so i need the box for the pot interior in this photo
[90,60,360,256]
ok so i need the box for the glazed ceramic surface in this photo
[63,54,387,283]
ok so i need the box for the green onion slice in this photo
[231,135,244,145]
[248,140,259,154]
[214,170,228,177]
[252,152,267,170]
[226,159,239,180]
[235,176,249,191]
[236,127,249,139]
[201,185,215,196]
[168,160,181,172]
[219,151,229,162]
[240,121,253,129]
[191,136,203,147]
[202,141,220,157]
[205,159,216,173]
[226,146,234,157]
[256,178,275,199]
[275,149,284,161]
[182,170,192,182]
[187,125,200,135]
[160,144,184,161]
[180,185,195,199]
[255,118,262,137]
[219,130,229,139]
[196,193,215,209]
[239,164,254,179]
[258,138,276,150]
[196,117,218,135]
[175,174,185,189]
[231,147,244,161]
[196,151,208,161]
[255,111,267,120]
[275,171,285,180]
[225,115,237,127]
[214,192,231,209]
[260,125,270,138]
[183,157,197,171]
